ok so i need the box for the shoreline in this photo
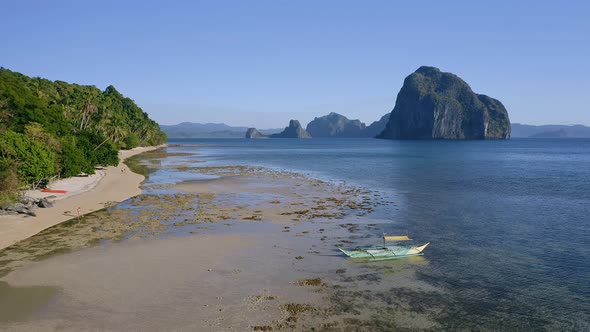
[0,144,166,251]
[0,143,431,330]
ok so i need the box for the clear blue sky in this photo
[1,0,589,128]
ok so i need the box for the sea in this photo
[2,137,589,331]
[168,137,590,330]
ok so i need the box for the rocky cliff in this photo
[271,120,311,138]
[306,112,366,137]
[305,112,390,137]
[363,113,390,137]
[377,66,510,140]
[245,128,268,138]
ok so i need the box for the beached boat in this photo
[339,235,429,261]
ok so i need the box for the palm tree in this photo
[79,99,98,131]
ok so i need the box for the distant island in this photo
[163,113,390,139]
[363,113,391,137]
[377,66,511,140]
[160,122,281,138]
[246,120,311,139]
[245,128,268,139]
[164,66,517,141]
[511,123,590,138]
[305,112,389,138]
[163,119,590,140]
[271,120,311,138]
[158,65,589,141]
[306,112,365,137]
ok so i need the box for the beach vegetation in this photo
[0,164,19,204]
[122,133,140,149]
[0,130,56,186]
[0,67,166,192]
[59,137,92,178]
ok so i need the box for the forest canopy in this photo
[0,67,166,199]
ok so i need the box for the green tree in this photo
[0,130,56,185]
[0,160,20,203]
[123,133,140,149]
[60,136,93,177]
[77,130,119,167]
[0,67,166,190]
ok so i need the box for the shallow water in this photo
[166,138,590,330]
[1,138,589,331]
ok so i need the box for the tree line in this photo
[0,67,166,201]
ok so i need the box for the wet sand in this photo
[0,145,166,250]
[0,232,329,330]
[170,165,389,224]
[0,218,439,331]
[0,146,442,331]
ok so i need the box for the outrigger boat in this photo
[339,235,430,261]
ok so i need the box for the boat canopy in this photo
[384,235,411,241]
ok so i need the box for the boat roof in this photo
[383,235,411,241]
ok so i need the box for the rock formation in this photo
[363,113,390,137]
[270,120,312,138]
[0,197,54,217]
[306,112,366,137]
[377,66,511,140]
[305,112,391,138]
[245,128,268,138]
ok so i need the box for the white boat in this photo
[339,235,430,261]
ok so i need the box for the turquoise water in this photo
[168,138,590,330]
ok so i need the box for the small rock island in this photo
[245,128,268,138]
[306,112,366,137]
[377,66,511,140]
[246,120,311,139]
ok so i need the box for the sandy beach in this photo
[0,143,441,331]
[0,145,166,251]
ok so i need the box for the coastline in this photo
[0,145,166,251]
[0,145,386,330]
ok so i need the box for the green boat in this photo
[339,235,430,261]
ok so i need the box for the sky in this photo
[1,0,589,128]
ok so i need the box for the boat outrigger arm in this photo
[339,235,430,260]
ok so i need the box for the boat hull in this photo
[339,242,430,261]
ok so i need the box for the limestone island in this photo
[246,120,311,139]
[306,112,366,137]
[305,112,390,138]
[377,66,511,140]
